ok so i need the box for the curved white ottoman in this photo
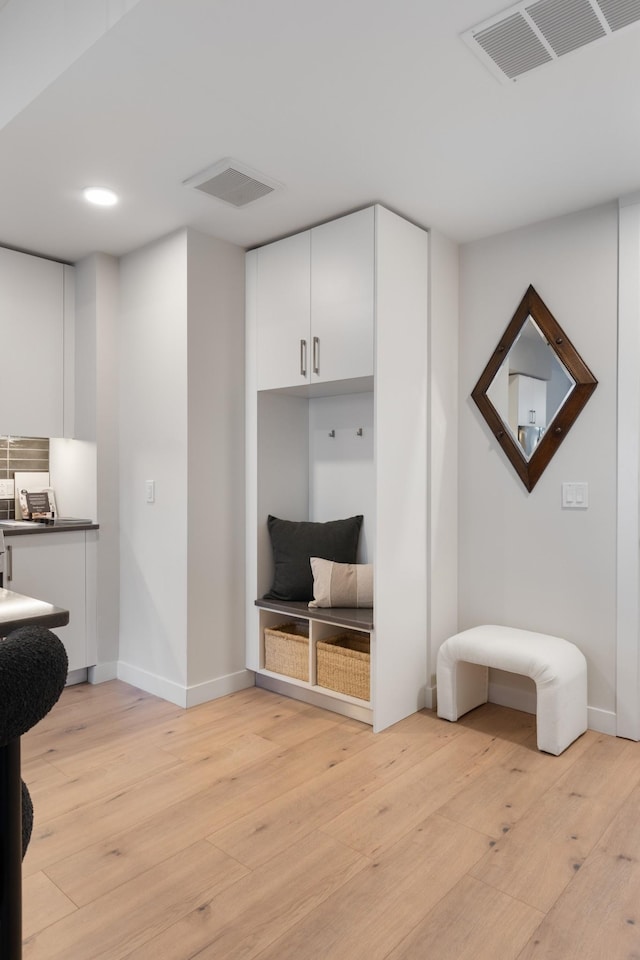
[436,625,588,755]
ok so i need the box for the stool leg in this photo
[0,737,22,960]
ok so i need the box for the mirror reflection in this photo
[486,315,575,460]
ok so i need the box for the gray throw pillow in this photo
[264,514,363,601]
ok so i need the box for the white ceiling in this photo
[2,0,640,264]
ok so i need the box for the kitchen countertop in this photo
[0,520,99,535]
[0,586,69,633]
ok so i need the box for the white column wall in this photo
[118,230,189,701]
[427,229,459,700]
[186,229,251,700]
[617,196,640,739]
[459,202,618,733]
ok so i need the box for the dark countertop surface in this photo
[0,586,69,634]
[0,520,99,535]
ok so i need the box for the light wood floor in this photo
[19,680,640,959]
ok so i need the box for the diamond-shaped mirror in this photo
[471,285,597,492]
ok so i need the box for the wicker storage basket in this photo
[264,622,309,681]
[316,633,370,700]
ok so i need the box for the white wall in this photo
[308,391,375,562]
[427,230,459,694]
[68,252,120,674]
[118,230,189,697]
[186,229,248,695]
[117,228,250,706]
[458,203,618,733]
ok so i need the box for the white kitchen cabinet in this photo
[5,531,97,673]
[0,246,72,437]
[247,205,435,732]
[509,373,547,428]
[254,207,374,391]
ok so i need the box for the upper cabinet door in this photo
[0,248,64,437]
[256,231,311,391]
[311,207,374,384]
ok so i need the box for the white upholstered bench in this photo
[436,625,588,755]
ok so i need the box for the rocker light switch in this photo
[145,480,155,503]
[562,482,588,509]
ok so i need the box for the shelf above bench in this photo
[255,598,374,632]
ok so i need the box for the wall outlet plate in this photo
[0,479,15,499]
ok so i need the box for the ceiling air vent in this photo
[462,0,640,82]
[183,158,281,208]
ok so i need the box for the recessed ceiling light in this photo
[83,186,118,207]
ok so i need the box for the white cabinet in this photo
[254,207,374,391]
[5,531,96,673]
[255,231,311,391]
[0,246,72,437]
[310,208,374,384]
[247,205,433,732]
[509,374,547,428]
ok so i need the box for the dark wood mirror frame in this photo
[471,284,598,492]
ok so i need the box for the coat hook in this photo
[328,429,335,438]
[356,428,363,437]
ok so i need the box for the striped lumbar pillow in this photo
[308,557,373,609]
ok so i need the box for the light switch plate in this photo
[0,479,15,499]
[562,482,588,509]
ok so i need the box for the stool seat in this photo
[436,625,588,755]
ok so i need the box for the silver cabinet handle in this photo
[6,544,12,582]
[300,339,307,377]
[313,336,320,375]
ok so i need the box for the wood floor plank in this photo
[24,744,182,824]
[249,814,490,960]
[447,702,537,744]
[209,709,465,869]
[40,731,280,904]
[516,779,640,959]
[437,728,597,838]
[119,833,368,960]
[22,873,77,939]
[21,682,640,960]
[470,733,640,912]
[37,724,366,903]
[22,688,182,764]
[320,722,522,858]
[23,841,249,960]
[385,875,544,960]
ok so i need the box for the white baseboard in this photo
[66,668,88,686]
[424,683,436,711]
[488,681,617,737]
[587,705,617,736]
[116,661,255,708]
[186,669,255,707]
[88,662,118,684]
[488,680,536,716]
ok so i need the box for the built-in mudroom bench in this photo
[246,204,458,732]
[255,598,375,725]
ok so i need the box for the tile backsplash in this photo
[0,437,49,519]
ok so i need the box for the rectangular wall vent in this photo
[462,0,640,82]
[183,158,281,208]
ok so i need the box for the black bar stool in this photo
[0,627,68,960]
